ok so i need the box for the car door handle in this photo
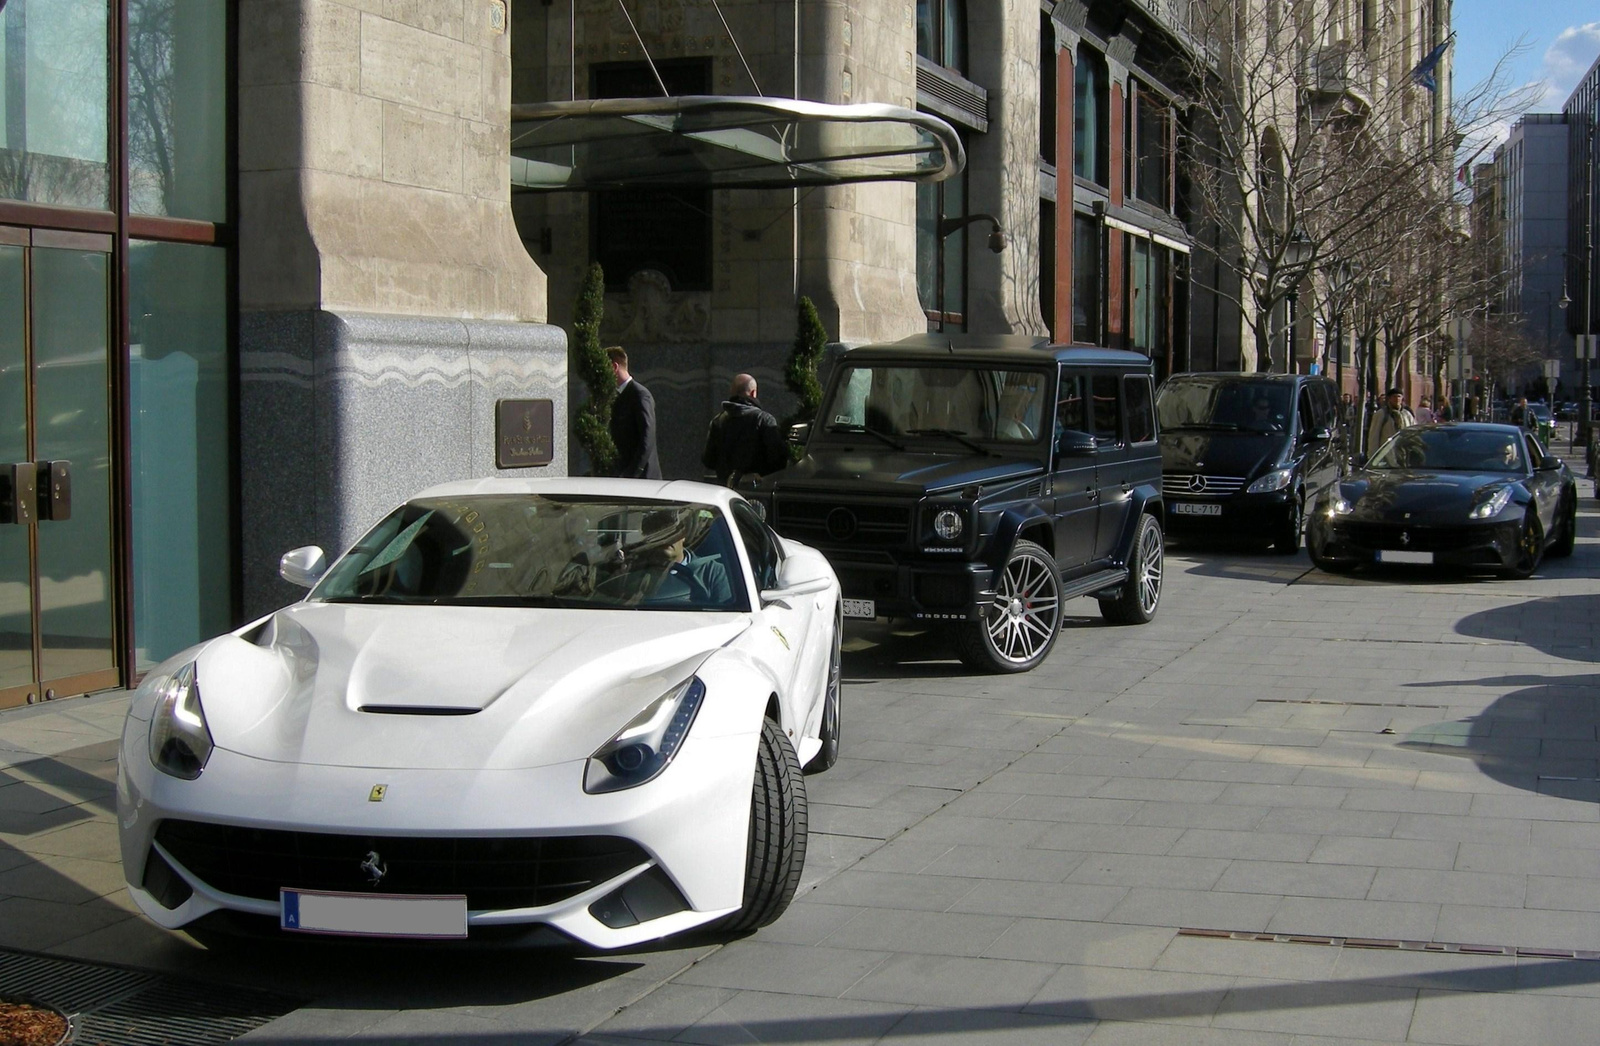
[1120,482,1132,493]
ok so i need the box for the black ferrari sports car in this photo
[1307,423,1576,578]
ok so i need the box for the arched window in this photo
[1074,47,1106,184]
[916,0,967,73]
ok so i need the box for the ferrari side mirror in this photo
[280,546,327,588]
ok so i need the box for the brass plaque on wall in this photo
[495,399,554,468]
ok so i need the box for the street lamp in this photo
[1283,233,1315,373]
[1326,259,1353,397]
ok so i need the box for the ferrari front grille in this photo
[154,820,649,911]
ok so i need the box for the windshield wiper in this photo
[828,424,906,451]
[907,428,998,456]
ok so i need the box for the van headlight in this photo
[584,677,706,794]
[148,662,213,780]
[1246,468,1294,494]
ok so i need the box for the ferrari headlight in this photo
[1469,486,1513,520]
[584,677,706,794]
[1247,468,1294,494]
[933,508,965,540]
[1327,496,1354,516]
[148,662,213,780]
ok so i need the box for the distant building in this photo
[1566,51,1600,363]
[1496,115,1572,388]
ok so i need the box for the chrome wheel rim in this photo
[984,550,1060,664]
[1517,515,1540,570]
[1137,524,1163,615]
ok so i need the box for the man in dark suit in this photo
[607,346,661,479]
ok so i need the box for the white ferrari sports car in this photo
[117,479,842,950]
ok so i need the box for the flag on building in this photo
[1409,36,1452,92]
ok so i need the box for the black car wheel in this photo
[1549,491,1577,559]
[718,717,807,933]
[958,539,1062,673]
[1271,490,1304,555]
[803,608,842,774]
[1503,511,1544,579]
[1100,514,1164,625]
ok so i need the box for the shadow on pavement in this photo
[1454,593,1600,663]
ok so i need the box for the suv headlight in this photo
[1246,468,1294,494]
[933,508,964,540]
[1469,486,1513,520]
[584,677,706,794]
[746,497,768,522]
[148,662,213,780]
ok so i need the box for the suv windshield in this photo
[1158,378,1293,434]
[311,495,747,611]
[823,364,1048,444]
[1368,428,1525,473]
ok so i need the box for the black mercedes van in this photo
[1155,373,1345,552]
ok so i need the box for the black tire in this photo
[1549,491,1577,558]
[1100,514,1164,625]
[803,609,842,774]
[957,539,1062,672]
[718,718,808,933]
[1271,491,1304,555]
[1502,510,1543,579]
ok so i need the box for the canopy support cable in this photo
[614,0,669,96]
[708,0,763,96]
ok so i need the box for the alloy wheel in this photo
[1136,521,1164,616]
[984,547,1062,664]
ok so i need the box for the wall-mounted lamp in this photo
[939,213,1007,254]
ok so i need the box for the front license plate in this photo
[280,889,467,938]
[1379,550,1434,565]
[841,598,876,619]
[1172,502,1222,516]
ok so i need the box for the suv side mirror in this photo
[279,546,327,588]
[787,422,811,446]
[1307,427,1334,443]
[1056,430,1097,457]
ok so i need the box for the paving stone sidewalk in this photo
[4,447,1600,1044]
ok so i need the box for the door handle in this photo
[36,460,71,521]
[1,463,38,525]
[1120,482,1133,493]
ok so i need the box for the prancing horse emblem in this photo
[360,851,387,885]
[1400,531,1411,546]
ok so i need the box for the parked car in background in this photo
[119,480,842,949]
[1155,373,1345,553]
[1527,403,1554,447]
[1307,423,1576,578]
[750,334,1166,674]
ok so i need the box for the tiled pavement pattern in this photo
[3,448,1600,1043]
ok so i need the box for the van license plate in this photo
[1172,503,1222,516]
[841,599,875,619]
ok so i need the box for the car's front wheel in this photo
[803,608,842,774]
[1100,514,1163,624]
[718,718,807,933]
[958,539,1062,673]
[1271,490,1304,555]
[1503,510,1544,579]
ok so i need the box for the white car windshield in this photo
[312,495,748,611]
[1368,428,1525,474]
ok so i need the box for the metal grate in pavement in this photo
[0,948,303,1045]
[1179,927,1600,961]
[1255,698,1449,709]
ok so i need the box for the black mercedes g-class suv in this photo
[747,334,1164,674]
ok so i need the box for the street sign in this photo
[1580,334,1600,360]
[1448,317,1473,343]
[1545,359,1561,380]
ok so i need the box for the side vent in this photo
[1025,480,1044,498]
[358,706,480,716]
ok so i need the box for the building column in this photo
[1053,15,1078,342]
[237,0,567,616]
[1105,44,1132,350]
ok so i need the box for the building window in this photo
[1072,213,1100,343]
[1073,47,1106,184]
[0,0,111,209]
[128,0,227,220]
[917,158,968,329]
[1128,237,1170,358]
[1133,87,1171,210]
[591,60,713,292]
[917,0,967,73]
[1039,14,1056,163]
[1040,199,1055,337]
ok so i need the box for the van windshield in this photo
[822,365,1048,444]
[1157,378,1293,434]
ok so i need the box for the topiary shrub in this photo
[784,296,828,458]
[571,262,616,476]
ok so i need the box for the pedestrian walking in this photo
[607,346,661,479]
[702,373,788,486]
[1416,397,1437,424]
[1366,387,1416,454]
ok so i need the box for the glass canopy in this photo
[509,96,964,191]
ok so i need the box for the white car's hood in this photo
[195,603,750,770]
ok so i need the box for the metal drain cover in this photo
[0,949,302,1045]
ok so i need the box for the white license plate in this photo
[1172,502,1222,516]
[841,598,876,619]
[280,889,468,938]
[1378,550,1434,565]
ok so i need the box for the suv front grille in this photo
[775,498,913,548]
[1162,474,1247,498]
[154,820,648,911]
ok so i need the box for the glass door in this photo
[0,237,119,709]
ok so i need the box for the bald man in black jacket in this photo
[607,346,661,479]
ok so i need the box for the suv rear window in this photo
[1125,375,1156,443]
